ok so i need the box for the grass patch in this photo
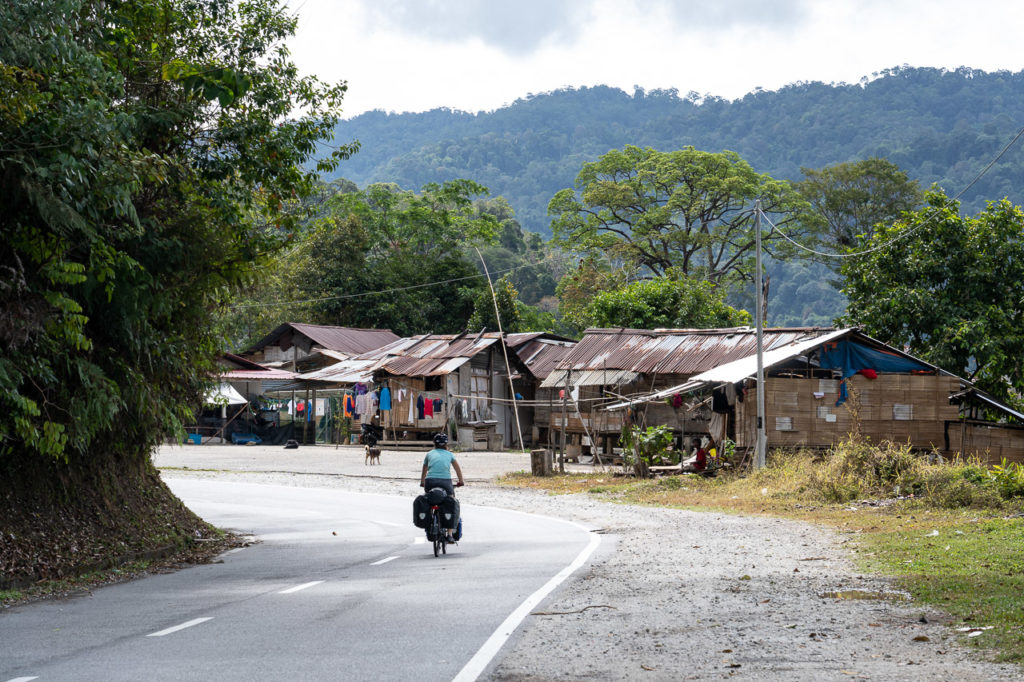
[496,441,1024,664]
[858,516,1024,663]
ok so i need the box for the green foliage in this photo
[620,424,676,477]
[798,157,924,251]
[321,70,1024,327]
[467,275,522,333]
[806,440,925,503]
[0,0,347,466]
[549,145,814,287]
[286,180,498,336]
[989,459,1024,499]
[839,191,1024,405]
[583,274,751,330]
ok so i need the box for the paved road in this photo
[0,479,597,682]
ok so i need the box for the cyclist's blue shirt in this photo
[424,448,456,479]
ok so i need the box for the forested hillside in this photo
[326,66,1024,238]
[319,66,1024,326]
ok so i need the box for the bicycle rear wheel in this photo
[431,511,441,557]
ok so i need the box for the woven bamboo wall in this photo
[736,373,962,451]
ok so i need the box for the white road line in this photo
[452,527,602,682]
[413,537,426,544]
[278,580,325,594]
[6,676,40,682]
[370,556,399,566]
[146,617,213,637]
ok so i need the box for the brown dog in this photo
[364,445,381,465]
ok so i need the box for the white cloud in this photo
[286,0,1024,117]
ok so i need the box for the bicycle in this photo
[425,482,463,558]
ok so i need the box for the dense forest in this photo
[327,66,1024,235]
[317,66,1024,326]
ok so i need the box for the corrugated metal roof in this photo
[603,329,852,408]
[244,323,400,355]
[514,338,576,380]
[554,327,837,376]
[541,368,641,389]
[299,358,378,384]
[354,332,507,377]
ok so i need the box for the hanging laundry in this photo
[343,394,354,418]
[433,398,443,413]
[379,386,391,410]
[424,397,434,418]
[408,395,415,424]
[417,394,425,419]
[354,383,367,396]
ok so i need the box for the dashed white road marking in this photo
[413,537,426,545]
[6,676,40,682]
[146,617,213,637]
[370,556,399,566]
[278,580,325,594]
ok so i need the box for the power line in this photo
[227,252,567,310]
[764,125,1024,259]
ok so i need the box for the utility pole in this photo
[754,200,767,470]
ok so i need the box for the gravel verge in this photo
[156,444,1021,680]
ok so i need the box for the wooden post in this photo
[302,385,310,444]
[560,370,570,474]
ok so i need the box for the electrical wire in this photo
[227,251,568,309]
[764,125,1024,259]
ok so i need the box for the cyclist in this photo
[420,433,465,540]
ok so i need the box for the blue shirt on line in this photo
[424,448,456,479]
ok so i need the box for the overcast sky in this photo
[287,0,1024,118]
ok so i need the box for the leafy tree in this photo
[474,197,561,305]
[548,145,814,287]
[839,191,1024,405]
[798,158,924,250]
[291,180,499,336]
[554,256,627,334]
[467,275,522,333]
[584,275,751,330]
[0,0,348,580]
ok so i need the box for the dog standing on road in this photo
[365,444,381,465]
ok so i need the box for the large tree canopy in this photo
[288,180,500,336]
[798,157,923,251]
[585,275,751,331]
[840,191,1024,406]
[548,145,814,285]
[0,0,348,581]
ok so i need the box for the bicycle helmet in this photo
[432,432,449,448]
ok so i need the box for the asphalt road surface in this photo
[0,479,598,682]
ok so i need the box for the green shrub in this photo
[922,468,1003,509]
[990,459,1024,499]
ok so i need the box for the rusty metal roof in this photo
[554,327,837,377]
[244,323,400,356]
[514,338,576,380]
[356,332,507,377]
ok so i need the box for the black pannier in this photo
[438,495,460,529]
[413,494,431,528]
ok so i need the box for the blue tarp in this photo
[818,340,931,405]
